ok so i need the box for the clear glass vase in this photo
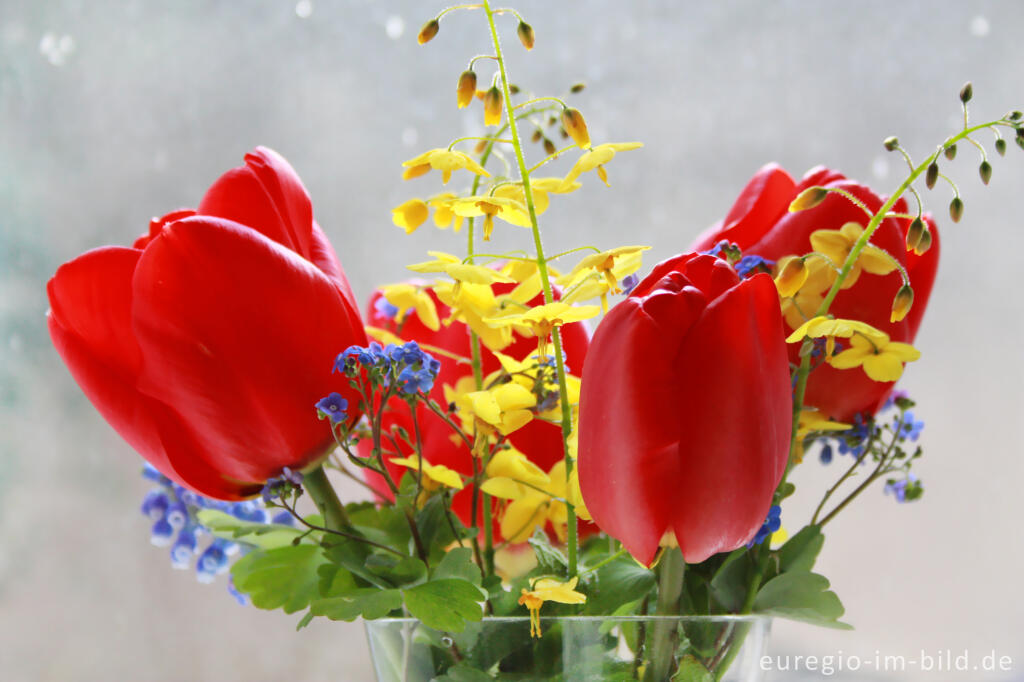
[365,615,771,681]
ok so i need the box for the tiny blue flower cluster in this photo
[332,341,441,397]
[734,254,776,278]
[315,393,349,425]
[748,505,782,547]
[140,464,294,603]
[884,473,921,503]
[260,466,304,504]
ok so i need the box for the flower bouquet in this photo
[45,4,1024,681]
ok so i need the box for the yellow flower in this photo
[407,251,516,286]
[467,382,537,436]
[480,447,551,500]
[391,199,429,234]
[559,245,649,311]
[485,302,599,357]
[451,195,529,240]
[433,280,513,351]
[518,577,586,637]
[777,256,836,330]
[809,222,897,289]
[499,460,573,544]
[379,283,440,331]
[429,193,465,232]
[786,315,888,358]
[390,454,464,492]
[560,142,643,190]
[402,148,491,184]
[793,408,852,463]
[827,333,921,382]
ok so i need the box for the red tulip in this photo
[363,283,591,539]
[578,254,791,565]
[692,164,940,421]
[47,147,366,500]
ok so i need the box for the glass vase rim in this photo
[366,614,772,626]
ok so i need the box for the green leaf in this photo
[402,579,486,632]
[433,663,494,682]
[709,548,751,612]
[231,544,328,614]
[777,525,824,574]
[432,547,482,586]
[673,655,713,682]
[196,509,311,550]
[585,556,655,615]
[365,554,428,587]
[295,610,315,631]
[415,495,465,555]
[310,587,402,621]
[754,571,852,629]
[346,501,411,550]
[528,527,568,575]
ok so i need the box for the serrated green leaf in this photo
[673,655,713,682]
[585,556,655,615]
[196,509,311,550]
[310,587,402,621]
[231,544,328,614]
[432,547,482,585]
[777,525,824,574]
[402,579,485,632]
[754,571,852,629]
[528,527,568,575]
[365,554,428,587]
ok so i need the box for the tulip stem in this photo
[483,0,579,579]
[303,465,350,531]
[645,547,686,681]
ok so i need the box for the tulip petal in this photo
[131,216,365,486]
[691,164,796,251]
[578,280,708,566]
[197,146,314,263]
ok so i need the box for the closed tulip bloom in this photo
[691,164,940,421]
[578,253,791,565]
[47,147,367,500]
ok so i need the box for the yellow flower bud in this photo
[516,21,535,50]
[456,70,477,109]
[890,284,914,323]
[417,19,439,45]
[949,196,964,223]
[913,227,932,256]
[905,217,925,251]
[543,137,556,156]
[391,199,429,234]
[788,186,829,212]
[483,86,503,126]
[774,256,809,298]
[560,107,590,149]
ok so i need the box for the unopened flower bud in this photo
[925,162,939,189]
[417,19,440,45]
[789,186,829,212]
[944,144,957,161]
[979,160,992,185]
[474,139,487,154]
[995,138,1007,156]
[883,136,899,152]
[913,227,932,255]
[483,86,503,126]
[517,21,535,50]
[570,82,586,93]
[456,70,477,109]
[959,82,973,104]
[531,129,543,143]
[1009,111,1024,121]
[509,83,520,95]
[906,217,925,251]
[561,107,591,149]
[543,137,556,155]
[890,285,914,323]
[949,196,964,223]
[774,256,809,298]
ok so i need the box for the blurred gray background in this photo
[2,1,1022,680]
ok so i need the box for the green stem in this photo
[645,547,686,681]
[482,0,579,578]
[303,465,349,531]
